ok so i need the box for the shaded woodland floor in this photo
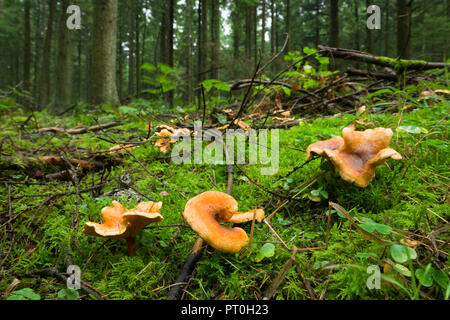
[1,47,450,300]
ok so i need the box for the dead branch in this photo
[38,120,124,135]
[318,45,450,71]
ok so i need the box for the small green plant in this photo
[7,288,41,300]
[358,217,392,235]
[141,63,177,94]
[255,243,275,262]
[57,288,80,300]
[201,79,231,93]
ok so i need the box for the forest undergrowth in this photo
[0,61,449,301]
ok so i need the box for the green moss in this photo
[378,56,428,73]
[0,95,448,300]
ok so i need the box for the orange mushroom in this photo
[153,126,191,154]
[182,191,264,253]
[306,125,402,188]
[83,201,163,256]
[154,129,174,154]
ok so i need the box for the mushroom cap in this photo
[182,191,264,253]
[83,201,163,240]
[122,201,164,237]
[154,127,190,154]
[306,125,402,188]
[154,129,173,154]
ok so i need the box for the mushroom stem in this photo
[126,237,137,256]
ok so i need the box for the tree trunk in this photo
[128,0,136,97]
[135,1,142,97]
[285,0,290,52]
[271,0,275,55]
[197,0,208,103]
[384,0,390,56]
[160,2,167,64]
[23,0,31,97]
[329,0,339,69]
[261,0,266,55]
[23,0,32,109]
[366,0,374,54]
[38,0,56,109]
[252,4,257,63]
[329,0,339,48]
[117,24,124,101]
[33,0,42,101]
[354,1,360,68]
[315,0,321,48]
[55,0,74,110]
[396,0,412,59]
[167,0,174,105]
[210,0,220,79]
[199,0,208,82]
[91,0,119,106]
[245,4,250,59]
[232,0,240,59]
[77,31,82,102]
[184,0,192,103]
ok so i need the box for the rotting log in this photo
[318,45,450,72]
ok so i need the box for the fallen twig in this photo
[38,120,124,135]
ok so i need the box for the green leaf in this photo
[432,269,449,289]
[303,47,318,56]
[7,295,27,300]
[359,223,376,233]
[319,190,329,199]
[390,244,417,263]
[415,265,434,287]
[397,125,422,134]
[8,288,40,300]
[214,81,231,92]
[215,114,228,125]
[373,223,392,235]
[202,79,217,92]
[282,87,291,97]
[313,261,329,270]
[380,274,409,294]
[159,240,168,248]
[158,63,173,75]
[255,243,275,262]
[57,288,80,300]
[394,264,412,277]
[141,63,157,72]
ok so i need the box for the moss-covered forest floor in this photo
[1,73,449,301]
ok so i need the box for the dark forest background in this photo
[1,0,449,111]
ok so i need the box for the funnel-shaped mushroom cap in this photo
[122,201,164,237]
[83,201,128,239]
[183,191,264,253]
[306,125,402,188]
[83,201,163,240]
